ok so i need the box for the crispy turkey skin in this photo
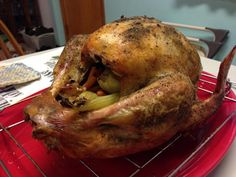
[84,16,201,95]
[24,16,235,159]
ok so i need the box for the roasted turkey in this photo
[24,16,236,159]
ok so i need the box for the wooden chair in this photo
[0,19,24,60]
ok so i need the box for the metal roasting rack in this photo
[0,72,236,177]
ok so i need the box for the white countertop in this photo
[1,47,235,176]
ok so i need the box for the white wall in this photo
[37,0,54,28]
[37,0,65,46]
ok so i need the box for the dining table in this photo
[0,47,235,177]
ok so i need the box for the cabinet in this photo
[60,0,105,40]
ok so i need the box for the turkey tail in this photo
[185,46,236,130]
[214,46,236,94]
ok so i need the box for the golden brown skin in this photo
[84,16,201,95]
[24,16,235,159]
[51,35,88,96]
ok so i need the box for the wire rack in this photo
[0,72,236,177]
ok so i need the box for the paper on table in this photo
[0,56,59,111]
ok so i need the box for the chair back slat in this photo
[0,19,24,59]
